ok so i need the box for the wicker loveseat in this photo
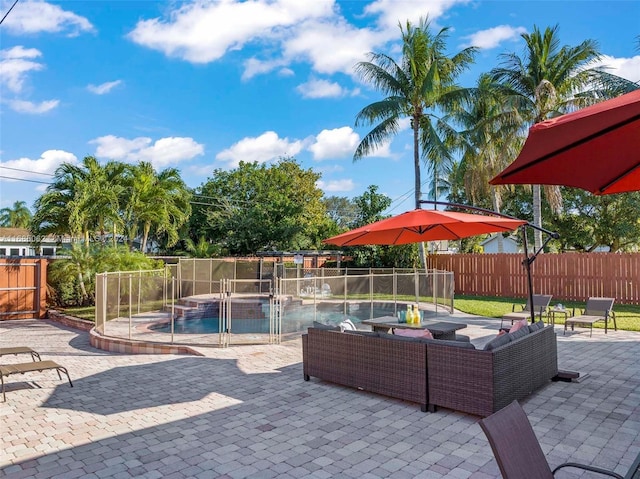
[302,322,558,417]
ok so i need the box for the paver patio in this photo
[1,314,638,478]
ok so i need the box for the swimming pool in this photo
[149,300,399,334]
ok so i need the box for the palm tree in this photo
[452,74,525,251]
[123,162,191,253]
[32,156,123,247]
[491,25,637,250]
[353,17,476,264]
[0,200,32,227]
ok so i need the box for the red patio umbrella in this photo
[490,89,640,195]
[323,209,527,246]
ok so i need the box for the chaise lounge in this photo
[0,346,42,362]
[0,355,73,401]
[564,297,617,336]
[501,294,552,329]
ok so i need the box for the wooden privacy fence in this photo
[427,253,639,305]
[0,258,48,319]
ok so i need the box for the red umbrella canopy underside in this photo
[491,90,640,195]
[323,209,527,246]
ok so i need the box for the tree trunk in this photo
[532,185,543,251]
[413,115,428,270]
[491,187,504,253]
[142,223,151,253]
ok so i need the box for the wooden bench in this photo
[0,360,73,401]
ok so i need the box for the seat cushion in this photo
[395,328,433,339]
[311,321,340,331]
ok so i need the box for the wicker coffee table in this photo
[362,316,467,340]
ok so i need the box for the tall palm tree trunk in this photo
[413,118,428,270]
[532,185,543,250]
[490,187,505,253]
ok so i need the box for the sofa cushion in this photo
[421,338,476,349]
[395,328,434,339]
[510,318,529,333]
[528,320,545,333]
[483,333,512,351]
[312,321,340,331]
[339,319,356,331]
[509,327,529,341]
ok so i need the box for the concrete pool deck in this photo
[1,314,639,478]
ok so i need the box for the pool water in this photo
[150,302,398,334]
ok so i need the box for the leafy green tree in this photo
[491,25,638,250]
[0,200,32,227]
[181,236,221,258]
[323,196,358,230]
[549,190,640,252]
[192,158,327,255]
[353,17,476,265]
[351,185,391,227]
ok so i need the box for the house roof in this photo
[480,234,519,246]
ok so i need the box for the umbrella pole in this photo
[521,226,535,324]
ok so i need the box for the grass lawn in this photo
[454,295,640,332]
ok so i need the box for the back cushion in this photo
[483,333,512,351]
[508,327,529,341]
[312,321,341,331]
[528,320,545,333]
[510,318,529,333]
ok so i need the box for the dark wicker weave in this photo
[427,326,557,417]
[302,326,557,416]
[303,328,429,411]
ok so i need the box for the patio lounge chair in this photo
[564,297,616,337]
[0,346,42,362]
[0,360,73,401]
[501,294,552,329]
[479,400,629,478]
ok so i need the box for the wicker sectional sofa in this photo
[302,322,558,417]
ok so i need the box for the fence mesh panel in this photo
[94,261,454,346]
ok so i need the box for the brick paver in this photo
[1,316,638,478]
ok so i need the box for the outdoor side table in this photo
[548,308,570,326]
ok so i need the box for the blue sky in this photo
[1,0,639,215]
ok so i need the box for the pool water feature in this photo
[149,298,399,334]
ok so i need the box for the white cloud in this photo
[7,99,59,114]
[282,19,383,76]
[215,131,303,168]
[363,0,469,33]
[2,0,94,36]
[91,135,205,168]
[460,25,527,49]
[0,46,44,93]
[316,178,355,192]
[596,55,640,83]
[296,78,347,98]
[308,127,360,160]
[87,80,122,95]
[128,0,336,64]
[0,150,78,181]
[242,58,286,81]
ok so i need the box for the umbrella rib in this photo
[598,162,640,194]
[498,113,640,180]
